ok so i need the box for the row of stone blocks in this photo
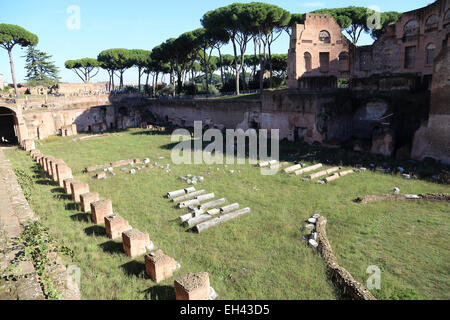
[29,148,213,300]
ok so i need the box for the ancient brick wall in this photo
[287,14,353,89]
[353,0,450,79]
[412,46,450,164]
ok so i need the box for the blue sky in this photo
[0,0,432,85]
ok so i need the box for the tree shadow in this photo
[99,240,123,255]
[84,225,106,237]
[70,213,90,223]
[120,260,146,278]
[142,285,176,300]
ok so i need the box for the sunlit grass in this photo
[4,128,449,300]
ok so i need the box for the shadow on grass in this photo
[120,260,146,278]
[85,225,106,237]
[54,194,72,201]
[70,213,90,223]
[50,187,65,194]
[65,203,80,211]
[142,285,176,300]
[99,240,123,255]
[35,179,55,186]
[130,130,172,136]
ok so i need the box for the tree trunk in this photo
[268,43,273,88]
[218,47,224,85]
[138,67,142,92]
[253,38,258,81]
[259,37,264,94]
[155,72,159,97]
[111,71,115,91]
[232,39,240,95]
[8,49,18,97]
[203,49,209,95]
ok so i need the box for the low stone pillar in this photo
[80,192,99,213]
[38,155,45,167]
[70,181,89,202]
[50,159,65,182]
[36,155,44,166]
[23,139,35,151]
[122,229,150,258]
[33,152,42,161]
[56,163,73,188]
[104,215,131,240]
[90,200,113,224]
[145,251,178,283]
[63,178,75,195]
[30,149,40,158]
[44,156,55,173]
[174,272,210,300]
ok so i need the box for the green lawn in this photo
[4,128,449,300]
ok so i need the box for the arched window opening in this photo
[319,30,331,43]
[426,43,436,65]
[404,20,420,37]
[339,52,349,71]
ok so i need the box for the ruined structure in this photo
[0,73,4,90]
[411,46,450,163]
[282,0,449,162]
[0,2,448,164]
[353,0,449,88]
[50,82,109,95]
[286,14,353,90]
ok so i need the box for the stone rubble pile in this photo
[166,186,251,233]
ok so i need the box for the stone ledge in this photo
[315,216,376,300]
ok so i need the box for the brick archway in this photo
[0,106,19,144]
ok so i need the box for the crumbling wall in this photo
[412,47,450,164]
[141,99,261,131]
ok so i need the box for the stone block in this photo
[44,156,55,173]
[70,181,89,202]
[30,149,40,158]
[63,178,75,195]
[80,192,99,213]
[122,229,150,258]
[104,215,131,240]
[56,163,72,187]
[50,159,64,182]
[145,251,178,283]
[23,139,35,151]
[90,200,113,224]
[174,272,210,300]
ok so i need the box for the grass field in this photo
[4,128,449,300]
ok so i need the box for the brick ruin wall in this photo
[13,89,440,163]
[411,47,450,163]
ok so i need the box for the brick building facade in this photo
[287,0,450,89]
[353,0,450,83]
[286,14,353,89]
